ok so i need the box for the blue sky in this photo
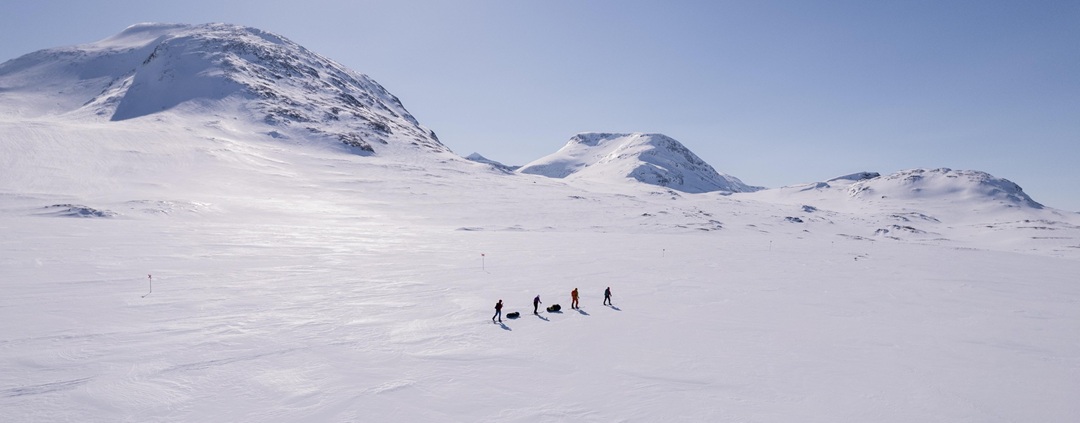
[3,1,1078,210]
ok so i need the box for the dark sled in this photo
[506,312,521,319]
[546,304,562,313]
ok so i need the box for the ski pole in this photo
[142,274,152,298]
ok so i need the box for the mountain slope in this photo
[517,132,760,193]
[848,168,1043,209]
[738,168,1074,247]
[0,22,446,155]
[747,168,1043,212]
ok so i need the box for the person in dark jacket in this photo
[533,295,542,315]
[493,299,503,323]
[603,287,612,306]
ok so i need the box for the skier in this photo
[493,299,503,323]
[571,288,579,309]
[603,287,612,306]
[533,295,542,315]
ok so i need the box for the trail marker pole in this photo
[142,274,152,298]
[662,248,665,257]
[481,253,486,271]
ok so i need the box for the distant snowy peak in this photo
[749,168,1045,215]
[828,172,880,183]
[517,133,760,193]
[465,153,519,172]
[849,168,1043,209]
[777,171,880,192]
[0,22,446,155]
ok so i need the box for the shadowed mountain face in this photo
[0,23,446,155]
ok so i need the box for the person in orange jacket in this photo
[571,288,579,309]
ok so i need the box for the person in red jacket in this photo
[571,288,579,309]
[492,299,503,323]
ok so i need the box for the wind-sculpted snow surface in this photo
[0,23,445,155]
[518,132,761,193]
[2,184,1079,422]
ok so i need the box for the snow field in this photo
[2,211,1078,422]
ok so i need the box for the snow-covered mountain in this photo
[517,132,761,193]
[847,168,1043,208]
[739,167,1069,245]
[2,23,1080,423]
[0,22,445,155]
[747,168,1043,212]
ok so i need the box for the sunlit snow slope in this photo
[2,23,1079,423]
[518,132,761,194]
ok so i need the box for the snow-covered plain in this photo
[3,23,1080,422]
